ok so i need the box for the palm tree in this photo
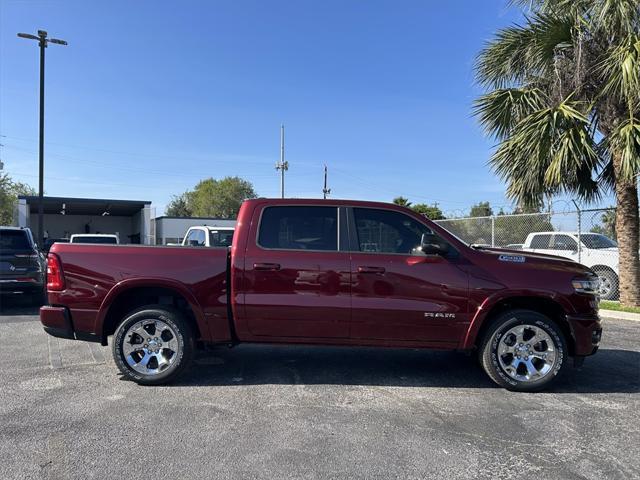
[392,196,412,207]
[474,0,639,306]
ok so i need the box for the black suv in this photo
[0,227,45,302]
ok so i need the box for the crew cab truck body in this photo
[522,232,619,300]
[41,199,602,391]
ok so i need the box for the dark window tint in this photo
[530,234,551,249]
[0,230,32,250]
[580,234,617,249]
[354,208,432,254]
[209,230,234,247]
[73,236,118,244]
[552,234,577,250]
[259,206,338,251]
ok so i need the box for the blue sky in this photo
[0,0,614,216]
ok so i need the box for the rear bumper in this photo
[40,306,75,340]
[566,313,602,356]
[39,306,100,342]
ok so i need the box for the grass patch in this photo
[600,301,640,314]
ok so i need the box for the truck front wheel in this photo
[478,309,567,392]
[112,306,194,385]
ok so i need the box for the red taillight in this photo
[46,253,65,291]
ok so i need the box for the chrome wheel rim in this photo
[496,324,558,383]
[122,319,179,375]
[598,275,612,297]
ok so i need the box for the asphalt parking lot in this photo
[1,298,638,480]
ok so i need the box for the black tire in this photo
[112,305,194,385]
[594,268,619,301]
[478,309,567,392]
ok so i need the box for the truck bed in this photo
[46,243,230,342]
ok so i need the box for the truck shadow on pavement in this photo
[171,344,640,394]
[0,296,42,317]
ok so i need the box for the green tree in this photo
[0,172,35,225]
[470,201,493,217]
[474,0,640,306]
[188,176,257,218]
[412,203,445,220]
[392,196,412,207]
[590,209,617,240]
[165,193,192,217]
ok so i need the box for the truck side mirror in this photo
[420,233,449,256]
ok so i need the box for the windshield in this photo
[72,236,118,244]
[209,230,234,247]
[580,234,617,249]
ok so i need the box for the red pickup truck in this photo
[40,199,602,391]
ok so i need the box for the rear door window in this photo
[258,206,338,251]
[552,234,577,250]
[209,230,234,247]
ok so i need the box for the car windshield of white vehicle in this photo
[580,234,617,249]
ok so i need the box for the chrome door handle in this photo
[357,266,385,274]
[253,262,281,271]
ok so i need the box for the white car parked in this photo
[181,226,234,248]
[522,231,619,299]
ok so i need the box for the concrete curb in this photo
[599,309,640,322]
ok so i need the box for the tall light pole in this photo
[17,30,67,247]
[275,124,288,198]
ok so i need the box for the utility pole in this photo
[17,30,67,247]
[275,124,288,198]
[322,164,331,199]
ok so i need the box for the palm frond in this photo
[475,13,573,88]
[602,117,640,181]
[598,36,640,107]
[490,99,602,205]
[591,0,640,37]
[473,86,549,139]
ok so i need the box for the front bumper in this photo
[566,313,602,356]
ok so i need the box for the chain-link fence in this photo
[435,208,621,300]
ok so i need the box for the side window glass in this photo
[553,235,577,250]
[196,230,206,246]
[353,208,433,255]
[530,234,551,249]
[258,206,338,251]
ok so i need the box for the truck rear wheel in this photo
[112,306,194,385]
[478,309,567,392]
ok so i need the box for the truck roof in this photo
[243,198,418,209]
[188,225,234,231]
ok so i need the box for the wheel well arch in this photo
[473,296,576,356]
[590,264,617,275]
[100,286,202,345]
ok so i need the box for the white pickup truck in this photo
[181,226,234,248]
[522,231,619,299]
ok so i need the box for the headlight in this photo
[572,277,600,294]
